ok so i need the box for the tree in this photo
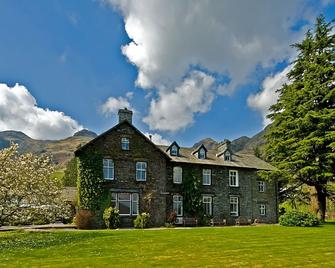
[0,144,70,226]
[264,16,335,220]
[63,157,78,187]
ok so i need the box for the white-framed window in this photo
[173,195,183,216]
[171,145,178,156]
[111,192,139,216]
[229,170,239,187]
[103,159,114,180]
[202,169,212,185]
[173,166,183,184]
[224,151,231,161]
[203,195,213,216]
[259,204,266,216]
[136,162,147,181]
[121,137,129,150]
[230,196,239,216]
[258,181,265,192]
[198,148,206,159]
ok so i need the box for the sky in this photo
[0,0,334,146]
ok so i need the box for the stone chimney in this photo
[118,108,133,124]
[217,139,231,153]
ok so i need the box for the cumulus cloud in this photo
[143,71,215,131]
[247,65,292,126]
[0,83,82,140]
[106,0,320,131]
[144,132,170,145]
[101,94,133,115]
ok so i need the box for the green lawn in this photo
[1,224,335,267]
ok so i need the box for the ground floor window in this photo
[230,196,239,216]
[259,204,266,216]
[202,195,213,216]
[173,195,183,216]
[111,192,139,216]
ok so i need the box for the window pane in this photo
[118,193,131,201]
[119,201,131,215]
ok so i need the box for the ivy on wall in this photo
[182,169,203,217]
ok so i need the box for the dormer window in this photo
[171,145,178,156]
[224,151,231,161]
[198,148,206,159]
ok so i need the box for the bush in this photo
[166,211,177,224]
[279,210,321,227]
[75,209,96,229]
[134,212,150,228]
[103,207,120,229]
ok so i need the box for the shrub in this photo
[166,211,177,224]
[75,209,96,229]
[134,212,150,228]
[198,214,212,226]
[103,207,120,229]
[279,210,321,227]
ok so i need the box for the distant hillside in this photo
[0,129,96,168]
[192,126,269,155]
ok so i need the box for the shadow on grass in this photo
[0,231,114,251]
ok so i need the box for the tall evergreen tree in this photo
[264,16,335,220]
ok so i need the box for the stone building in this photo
[75,108,277,227]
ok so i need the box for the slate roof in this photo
[157,145,276,171]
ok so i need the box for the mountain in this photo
[0,129,97,168]
[192,126,269,154]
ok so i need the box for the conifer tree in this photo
[264,16,335,220]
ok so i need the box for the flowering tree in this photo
[0,144,70,226]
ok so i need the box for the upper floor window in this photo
[230,196,239,216]
[173,195,183,216]
[171,145,178,156]
[259,204,266,216]
[224,151,231,161]
[136,162,147,181]
[103,159,114,180]
[229,170,239,187]
[202,169,211,185]
[111,192,138,216]
[198,148,206,159]
[121,137,129,150]
[258,181,265,192]
[203,195,213,216]
[173,166,183,184]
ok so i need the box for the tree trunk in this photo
[311,185,327,221]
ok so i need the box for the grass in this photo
[1,224,335,267]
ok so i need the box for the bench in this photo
[235,216,252,226]
[183,217,198,227]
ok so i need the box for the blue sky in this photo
[0,0,334,146]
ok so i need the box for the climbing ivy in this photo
[182,169,203,217]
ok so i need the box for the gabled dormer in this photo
[166,141,180,156]
[192,144,207,159]
[216,139,233,161]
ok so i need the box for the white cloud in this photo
[143,71,215,132]
[144,132,170,145]
[106,0,320,131]
[247,65,292,126]
[0,83,82,140]
[101,95,132,115]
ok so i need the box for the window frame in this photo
[198,148,206,159]
[136,161,147,181]
[259,204,266,216]
[229,170,239,187]
[230,196,239,216]
[103,159,114,180]
[111,192,139,216]
[202,195,213,216]
[173,166,183,184]
[173,195,183,216]
[170,145,178,156]
[224,151,231,161]
[202,168,212,185]
[121,137,130,150]
[258,181,265,192]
